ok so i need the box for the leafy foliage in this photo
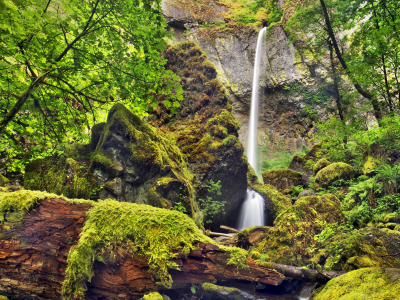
[198,180,225,224]
[0,0,182,173]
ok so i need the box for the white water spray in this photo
[237,189,265,230]
[247,27,267,174]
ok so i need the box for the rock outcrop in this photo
[262,168,307,192]
[149,41,248,230]
[160,1,340,153]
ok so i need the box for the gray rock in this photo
[298,190,315,198]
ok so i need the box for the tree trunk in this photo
[256,261,345,283]
[319,0,382,120]
[0,197,284,300]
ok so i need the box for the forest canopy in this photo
[0,0,182,172]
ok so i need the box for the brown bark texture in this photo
[0,197,284,300]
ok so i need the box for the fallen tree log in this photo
[256,261,346,283]
[0,194,284,300]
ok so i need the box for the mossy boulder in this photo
[310,268,400,300]
[141,292,163,300]
[315,162,357,189]
[313,158,331,175]
[0,174,9,187]
[253,194,345,266]
[25,103,202,226]
[343,228,400,271]
[262,169,306,191]
[362,155,378,175]
[200,282,255,300]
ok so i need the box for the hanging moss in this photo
[310,268,400,300]
[62,198,249,299]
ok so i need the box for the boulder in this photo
[310,268,400,300]
[262,169,307,191]
[251,194,345,266]
[342,228,400,271]
[297,189,315,198]
[24,103,202,225]
[315,162,357,189]
[313,158,331,175]
[199,283,255,300]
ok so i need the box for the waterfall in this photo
[237,28,267,231]
[237,189,265,230]
[247,27,267,174]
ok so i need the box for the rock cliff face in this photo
[161,0,336,153]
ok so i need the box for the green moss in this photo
[90,122,106,150]
[312,268,400,300]
[254,194,345,266]
[202,282,240,294]
[362,156,377,175]
[262,169,305,191]
[0,175,9,187]
[142,292,163,300]
[91,154,114,168]
[313,158,331,175]
[315,162,357,188]
[64,143,92,161]
[251,183,292,221]
[222,135,237,147]
[0,190,93,224]
[62,198,249,299]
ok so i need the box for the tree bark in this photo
[319,0,382,120]
[0,197,284,300]
[256,261,345,283]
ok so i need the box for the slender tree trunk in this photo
[329,41,344,121]
[319,0,382,120]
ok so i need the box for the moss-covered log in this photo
[0,191,284,300]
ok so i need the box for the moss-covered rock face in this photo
[253,194,345,266]
[262,169,306,191]
[149,41,248,230]
[310,268,400,300]
[313,158,331,175]
[315,162,357,189]
[25,103,202,226]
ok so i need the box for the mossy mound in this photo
[141,292,163,300]
[313,158,331,175]
[310,268,400,300]
[315,162,357,189]
[262,169,306,191]
[0,174,9,187]
[149,41,248,230]
[254,194,345,266]
[362,155,378,175]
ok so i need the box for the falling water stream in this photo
[237,28,267,231]
[247,27,267,174]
